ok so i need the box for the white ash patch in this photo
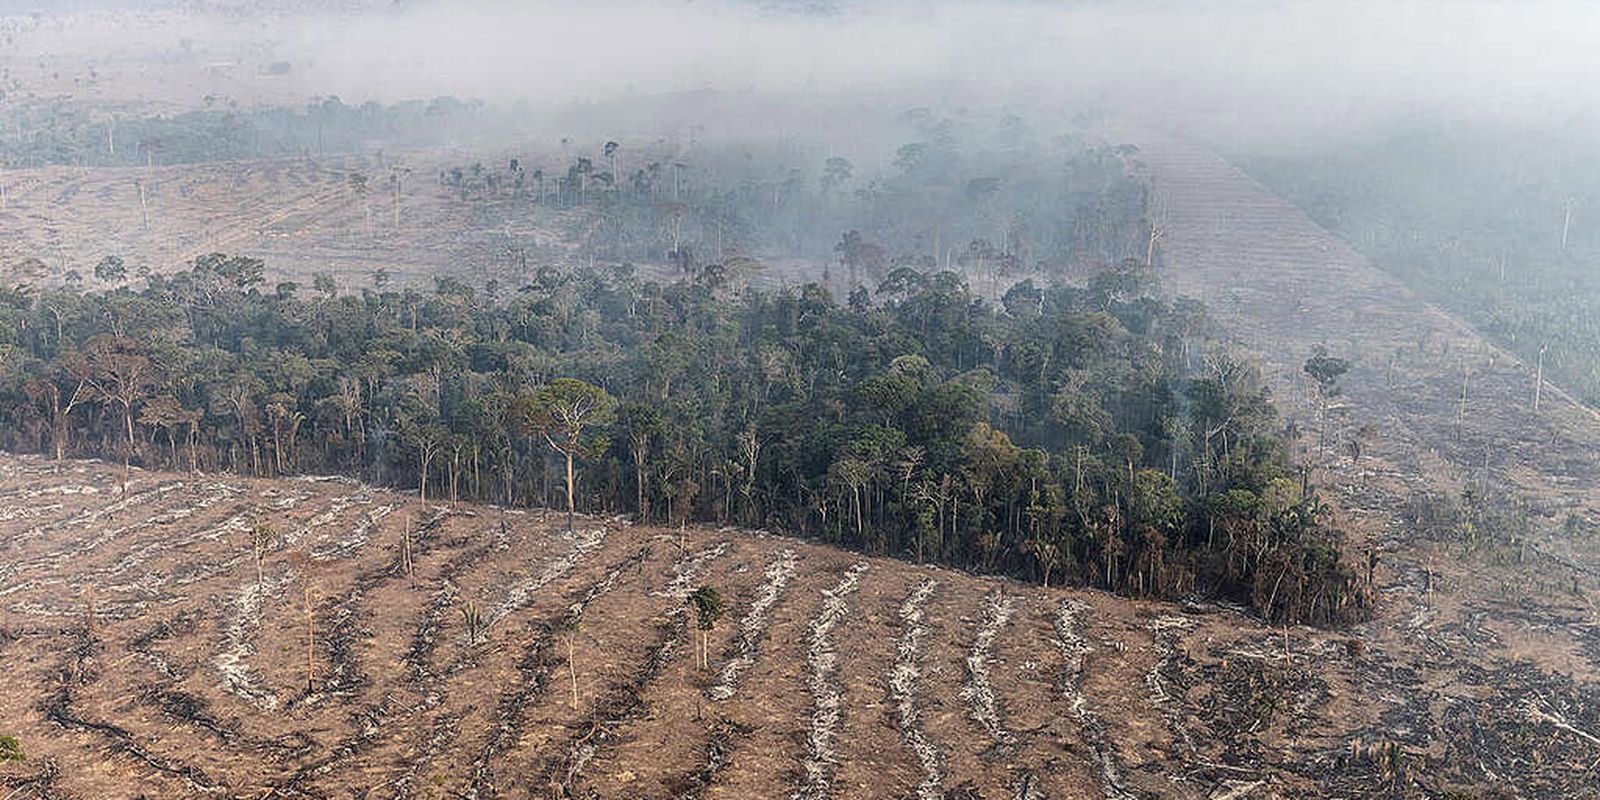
[0,502,64,522]
[961,590,1018,749]
[657,541,731,599]
[0,482,239,592]
[1146,614,1198,756]
[889,579,943,800]
[487,525,609,630]
[709,548,798,701]
[311,502,398,561]
[793,562,868,800]
[1054,599,1135,800]
[2,479,183,552]
[215,570,292,711]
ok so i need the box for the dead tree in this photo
[563,619,582,710]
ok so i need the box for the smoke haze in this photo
[261,0,1600,147]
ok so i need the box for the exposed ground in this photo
[0,153,873,297]
[0,153,588,290]
[0,454,1365,800]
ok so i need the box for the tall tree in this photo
[77,334,155,488]
[518,378,616,531]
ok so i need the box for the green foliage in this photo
[1303,346,1350,398]
[687,586,725,632]
[0,735,23,763]
[518,378,616,459]
[0,257,1365,625]
[0,112,1368,626]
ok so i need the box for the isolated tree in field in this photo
[249,520,275,593]
[518,378,616,532]
[562,618,582,709]
[1303,346,1349,456]
[298,571,318,694]
[1533,342,1549,413]
[687,585,725,671]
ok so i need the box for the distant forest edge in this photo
[0,95,488,168]
[1242,124,1600,407]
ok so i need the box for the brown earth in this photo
[0,454,1367,800]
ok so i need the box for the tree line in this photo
[0,254,1371,625]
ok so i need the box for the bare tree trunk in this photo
[1561,199,1574,252]
[565,450,576,533]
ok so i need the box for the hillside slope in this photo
[1136,140,1600,795]
[0,454,1392,799]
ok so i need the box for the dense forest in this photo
[0,253,1369,625]
[1244,124,1600,406]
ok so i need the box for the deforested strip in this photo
[657,540,732,599]
[1054,599,1135,800]
[212,492,371,710]
[214,570,291,711]
[486,524,608,629]
[464,541,656,798]
[1146,615,1197,757]
[793,561,868,800]
[539,541,731,797]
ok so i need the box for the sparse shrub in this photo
[0,735,23,763]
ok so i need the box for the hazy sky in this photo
[262,0,1600,147]
[4,1,1596,149]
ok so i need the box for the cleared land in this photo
[0,454,1365,799]
[0,153,584,289]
